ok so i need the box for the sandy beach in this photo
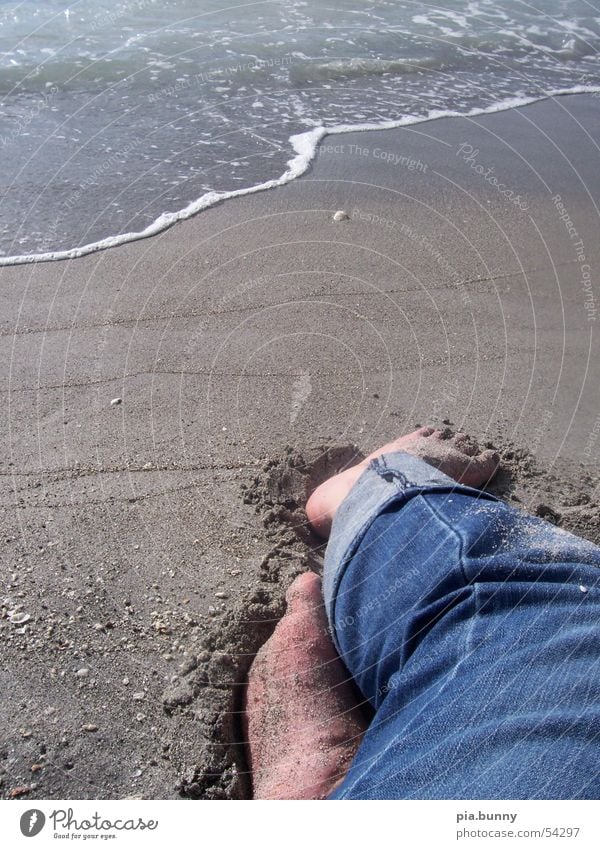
[1,92,599,799]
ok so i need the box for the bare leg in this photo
[244,571,367,799]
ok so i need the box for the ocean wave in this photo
[2,86,598,268]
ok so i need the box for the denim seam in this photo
[419,494,480,674]
[421,492,469,587]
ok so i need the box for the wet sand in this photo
[1,93,599,799]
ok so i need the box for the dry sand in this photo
[1,93,600,799]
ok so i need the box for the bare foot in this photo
[244,427,499,799]
[244,571,367,799]
[306,426,499,538]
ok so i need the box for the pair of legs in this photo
[245,428,600,799]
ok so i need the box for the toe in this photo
[479,448,501,474]
[451,433,479,456]
[415,425,435,437]
[285,571,322,610]
[459,449,500,487]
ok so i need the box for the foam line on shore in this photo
[1,86,598,267]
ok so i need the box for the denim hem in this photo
[322,450,498,654]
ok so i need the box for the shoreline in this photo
[1,92,600,799]
[2,86,599,267]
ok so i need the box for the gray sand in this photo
[1,93,599,799]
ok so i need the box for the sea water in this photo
[0,0,599,262]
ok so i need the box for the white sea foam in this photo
[3,0,600,260]
[1,86,598,268]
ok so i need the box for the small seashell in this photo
[9,611,31,625]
